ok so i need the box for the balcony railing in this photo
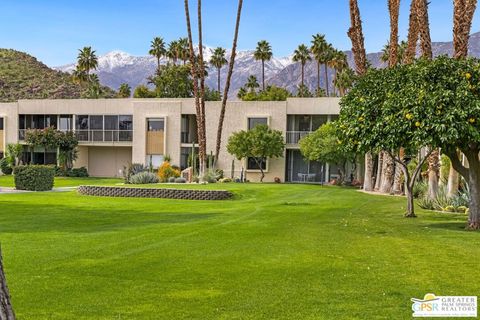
[75,130,133,142]
[286,131,312,144]
[18,129,133,143]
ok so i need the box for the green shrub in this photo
[219,178,232,183]
[0,158,13,175]
[123,163,147,183]
[168,177,176,183]
[175,177,186,183]
[202,170,218,183]
[13,165,55,191]
[417,196,435,210]
[128,172,159,184]
[431,186,451,211]
[67,167,89,177]
[412,181,428,199]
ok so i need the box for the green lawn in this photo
[0,175,123,188]
[0,183,478,319]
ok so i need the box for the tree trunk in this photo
[333,69,337,96]
[262,60,265,91]
[197,0,208,179]
[392,164,403,194]
[465,150,480,230]
[447,166,460,197]
[301,64,305,87]
[317,61,320,91]
[324,64,329,96]
[380,151,395,194]
[374,152,383,191]
[0,248,15,320]
[427,148,440,199]
[217,67,221,92]
[184,0,206,179]
[214,0,243,167]
[405,184,416,217]
[363,152,374,191]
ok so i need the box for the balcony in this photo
[286,131,312,144]
[75,130,133,143]
[19,129,133,143]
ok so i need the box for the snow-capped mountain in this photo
[55,32,480,97]
[55,47,292,97]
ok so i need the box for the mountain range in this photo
[55,32,480,97]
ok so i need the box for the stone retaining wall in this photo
[77,185,233,200]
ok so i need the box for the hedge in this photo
[13,165,55,191]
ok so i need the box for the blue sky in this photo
[0,0,478,66]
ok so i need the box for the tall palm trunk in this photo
[197,0,207,176]
[380,0,401,195]
[184,0,205,178]
[317,61,321,91]
[453,0,477,58]
[214,0,243,166]
[217,67,221,92]
[348,0,372,191]
[262,60,265,91]
[332,69,337,96]
[404,0,419,64]
[301,63,305,86]
[324,64,329,96]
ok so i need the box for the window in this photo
[89,116,103,141]
[311,115,328,131]
[248,117,268,130]
[148,119,165,131]
[76,115,89,130]
[180,146,199,170]
[119,115,132,130]
[104,115,119,141]
[247,157,267,170]
[146,155,164,168]
[59,115,72,131]
[119,115,133,141]
[0,118,3,130]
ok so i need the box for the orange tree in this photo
[338,56,480,226]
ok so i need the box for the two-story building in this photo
[0,98,347,183]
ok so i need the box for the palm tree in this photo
[329,50,348,96]
[254,40,273,90]
[118,83,131,98]
[178,37,190,64]
[379,0,402,196]
[334,67,355,96]
[322,43,335,96]
[167,40,179,64]
[77,47,98,78]
[347,0,372,191]
[453,0,477,58]
[292,44,311,88]
[245,75,259,93]
[214,0,244,167]
[381,41,407,65]
[149,37,166,70]
[209,47,228,92]
[237,87,247,99]
[311,34,328,93]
